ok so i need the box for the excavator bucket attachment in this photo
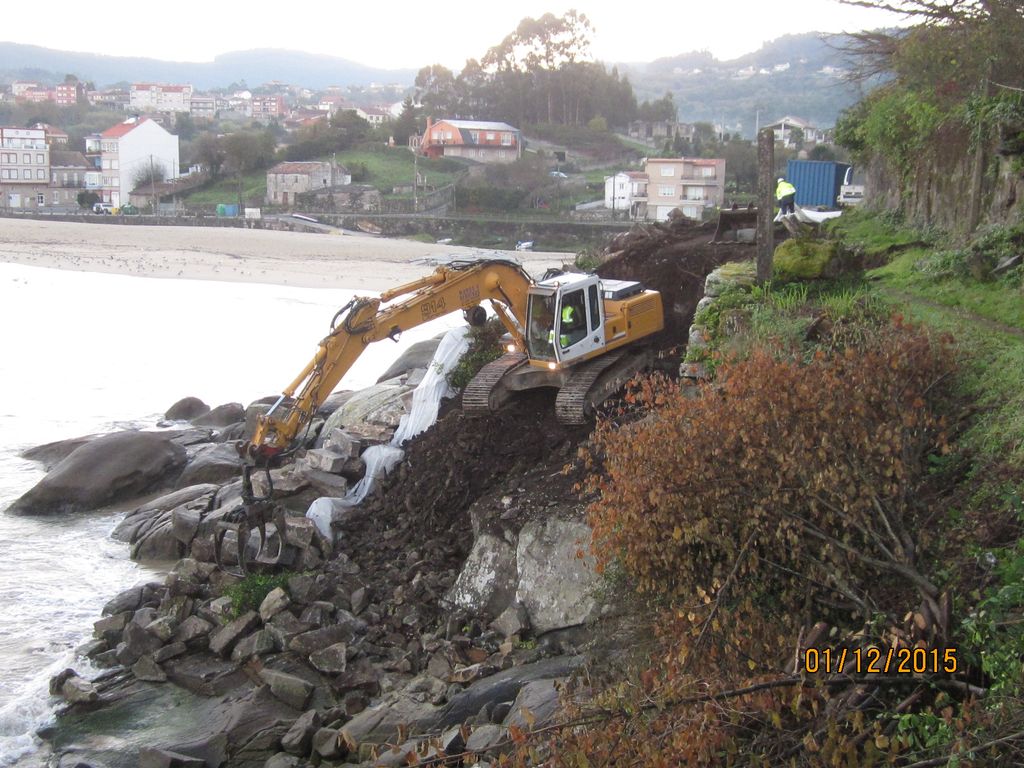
[712,206,758,243]
[213,464,297,577]
[213,501,295,577]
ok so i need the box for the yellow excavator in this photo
[216,257,663,572]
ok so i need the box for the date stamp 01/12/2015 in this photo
[801,646,959,675]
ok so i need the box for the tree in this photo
[76,191,99,209]
[132,162,166,189]
[455,58,489,118]
[175,112,197,141]
[638,92,676,122]
[223,130,276,176]
[808,144,838,160]
[392,97,420,147]
[482,9,595,125]
[415,64,458,117]
[193,133,226,178]
[788,126,805,148]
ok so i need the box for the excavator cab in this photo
[525,275,606,366]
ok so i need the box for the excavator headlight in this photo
[506,343,517,353]
[547,362,557,370]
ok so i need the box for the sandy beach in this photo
[0,218,569,291]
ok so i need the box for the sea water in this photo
[0,262,461,764]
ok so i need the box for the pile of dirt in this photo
[330,216,753,638]
[332,391,589,632]
[598,217,754,348]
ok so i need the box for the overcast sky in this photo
[11,1,905,70]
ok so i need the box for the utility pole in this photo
[150,154,156,216]
[413,149,419,213]
[756,128,775,285]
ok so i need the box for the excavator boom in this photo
[247,259,533,461]
[217,257,663,575]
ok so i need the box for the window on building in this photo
[486,132,495,141]
[501,133,513,146]
[701,166,716,178]
[37,169,45,179]
[685,187,704,200]
[52,191,60,203]
[658,185,674,197]
[23,169,31,179]
[470,131,479,143]
[660,166,674,177]
[36,153,44,164]
[23,154,31,164]
[37,194,45,205]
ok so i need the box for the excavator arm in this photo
[245,258,534,464]
[215,259,534,574]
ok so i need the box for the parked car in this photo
[549,171,568,179]
[120,203,139,215]
[92,202,115,214]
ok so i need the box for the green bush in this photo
[445,319,507,390]
[223,572,291,617]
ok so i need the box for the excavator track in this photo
[463,352,528,417]
[555,350,629,425]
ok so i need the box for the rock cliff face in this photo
[865,128,1024,232]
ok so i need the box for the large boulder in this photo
[375,338,442,383]
[176,444,243,488]
[445,534,518,618]
[113,485,220,561]
[20,434,99,470]
[8,431,187,515]
[317,384,412,442]
[192,403,245,428]
[515,518,600,634]
[165,397,211,421]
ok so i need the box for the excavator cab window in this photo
[526,292,557,361]
[557,289,588,349]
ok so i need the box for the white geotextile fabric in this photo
[774,205,845,224]
[306,325,471,538]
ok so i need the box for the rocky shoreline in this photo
[9,215,757,768]
[14,337,603,768]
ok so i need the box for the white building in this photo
[355,106,391,125]
[603,171,648,219]
[130,83,194,113]
[97,117,179,206]
[764,116,824,147]
[0,126,50,209]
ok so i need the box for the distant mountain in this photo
[0,43,417,90]
[617,33,872,136]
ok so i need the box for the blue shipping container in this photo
[223,204,239,217]
[785,160,851,208]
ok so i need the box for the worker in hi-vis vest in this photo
[776,177,796,215]
[548,303,581,348]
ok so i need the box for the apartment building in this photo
[55,82,85,107]
[0,126,50,209]
[252,95,285,122]
[643,157,726,221]
[129,83,193,113]
[49,150,100,208]
[189,95,217,119]
[95,117,179,206]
